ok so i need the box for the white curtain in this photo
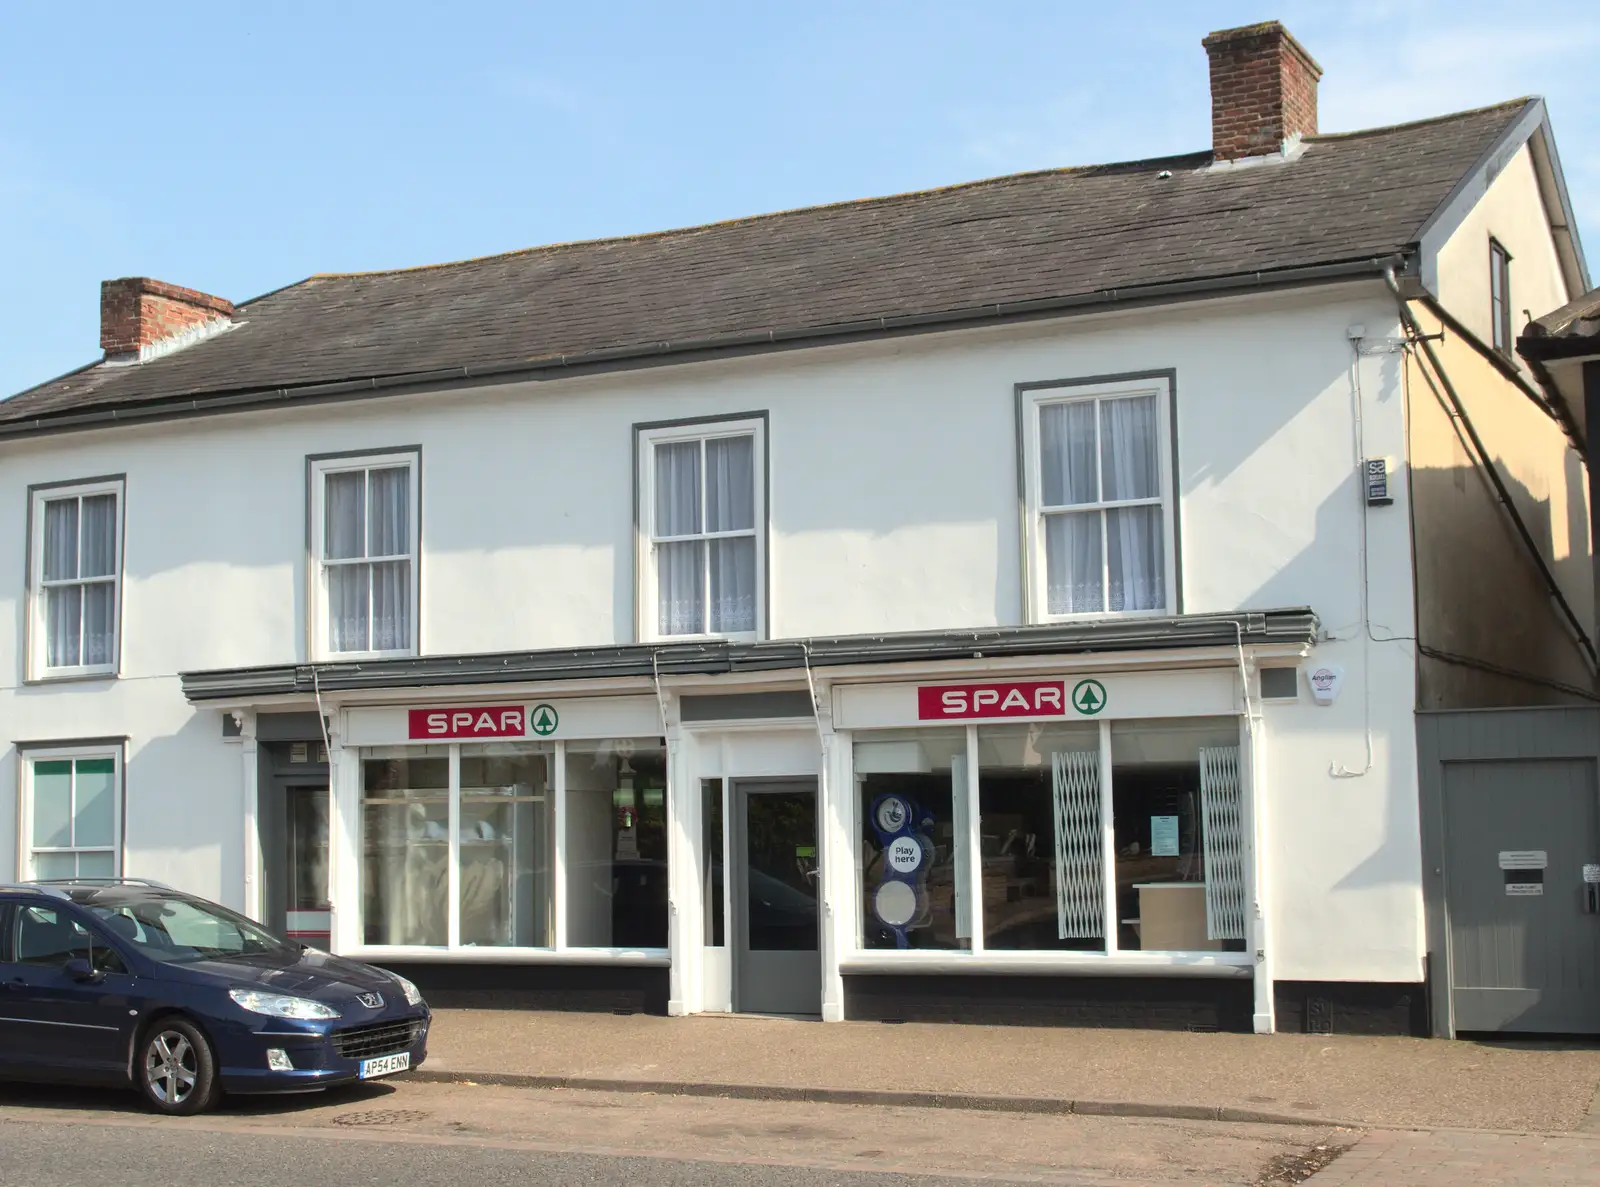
[81,494,117,666]
[655,442,703,635]
[1039,402,1097,507]
[43,499,80,667]
[706,436,755,633]
[1045,513,1102,614]
[324,473,365,559]
[1100,396,1163,611]
[1041,403,1101,614]
[369,467,410,651]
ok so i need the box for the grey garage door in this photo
[1443,759,1600,1033]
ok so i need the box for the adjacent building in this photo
[1,22,1591,1035]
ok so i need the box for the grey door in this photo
[733,781,821,1016]
[1443,759,1600,1033]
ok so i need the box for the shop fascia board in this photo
[838,951,1252,978]
[180,610,1319,705]
[188,643,1309,714]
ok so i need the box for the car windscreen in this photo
[88,895,297,964]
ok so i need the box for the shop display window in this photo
[976,723,1103,952]
[855,730,966,950]
[1110,718,1245,953]
[565,739,669,948]
[459,745,554,948]
[361,748,449,946]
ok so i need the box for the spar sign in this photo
[409,706,529,739]
[916,679,1108,721]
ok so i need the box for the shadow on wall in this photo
[1411,460,1596,709]
[120,710,240,907]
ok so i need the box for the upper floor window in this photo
[28,478,124,680]
[310,451,419,659]
[1021,377,1176,620]
[637,416,766,640]
[1490,238,1513,355]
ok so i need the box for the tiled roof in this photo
[1520,286,1600,359]
[1,99,1534,428]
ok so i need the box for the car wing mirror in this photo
[63,957,104,985]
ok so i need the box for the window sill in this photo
[316,648,419,663]
[839,949,1251,977]
[337,945,670,965]
[645,632,762,645]
[1032,608,1173,626]
[25,667,120,686]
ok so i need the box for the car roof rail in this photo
[0,882,71,899]
[25,877,175,891]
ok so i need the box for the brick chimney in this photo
[1202,21,1322,162]
[100,277,234,360]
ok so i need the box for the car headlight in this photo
[390,973,425,1007]
[229,988,342,1020]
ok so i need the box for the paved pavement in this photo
[420,1008,1600,1133]
[0,1079,1347,1185]
[1308,1129,1600,1186]
[4,1077,1600,1184]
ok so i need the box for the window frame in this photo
[635,414,768,643]
[307,449,421,661]
[16,743,125,882]
[1019,375,1179,624]
[1490,237,1513,356]
[25,476,126,682]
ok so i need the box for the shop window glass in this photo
[361,748,449,946]
[703,779,725,947]
[855,730,966,950]
[565,739,669,948]
[459,745,554,948]
[1110,718,1245,952]
[977,723,1104,951]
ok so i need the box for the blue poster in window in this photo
[1150,815,1179,857]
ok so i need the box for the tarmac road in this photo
[0,1077,1347,1187]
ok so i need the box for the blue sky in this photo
[2,1,1596,397]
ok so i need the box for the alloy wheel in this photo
[144,1030,198,1106]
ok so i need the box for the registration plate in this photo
[359,1052,411,1079]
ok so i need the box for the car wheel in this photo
[137,1018,217,1115]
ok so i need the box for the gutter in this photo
[0,257,1407,443]
[180,609,1320,703]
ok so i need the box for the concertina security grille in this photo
[1050,750,1103,939]
[1199,746,1247,941]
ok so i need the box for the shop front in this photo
[829,665,1262,1029]
[194,614,1314,1028]
[325,693,676,1012]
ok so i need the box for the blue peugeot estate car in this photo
[0,879,429,1114]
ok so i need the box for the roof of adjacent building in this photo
[1,98,1537,431]
[1520,286,1600,359]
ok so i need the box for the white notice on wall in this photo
[1498,850,1548,870]
[1506,883,1544,896]
[1150,815,1179,857]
